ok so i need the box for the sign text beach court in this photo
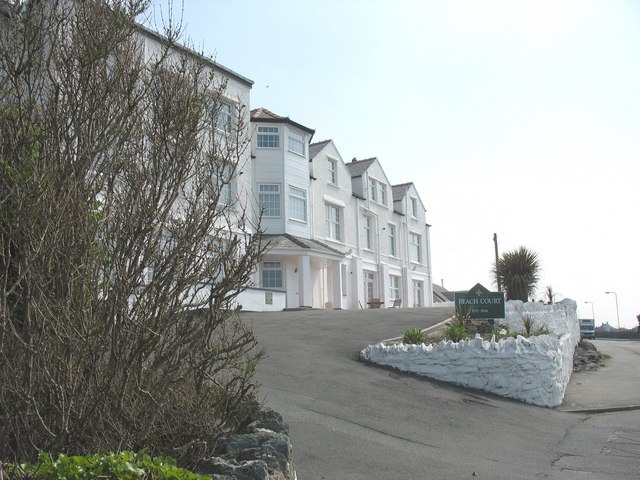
[454,283,505,319]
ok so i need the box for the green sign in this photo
[454,283,505,319]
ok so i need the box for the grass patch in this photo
[598,351,612,365]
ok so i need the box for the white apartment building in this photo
[251,109,433,310]
[1,2,432,311]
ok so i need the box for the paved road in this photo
[243,308,640,479]
[561,339,640,412]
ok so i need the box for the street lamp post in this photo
[605,291,620,330]
[584,301,595,320]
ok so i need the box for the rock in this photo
[466,320,494,336]
[226,431,291,475]
[246,408,289,435]
[196,457,269,480]
[573,340,600,372]
[195,407,295,480]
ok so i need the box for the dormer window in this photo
[288,130,305,156]
[368,178,387,206]
[257,126,280,148]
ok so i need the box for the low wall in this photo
[234,287,286,312]
[360,299,579,407]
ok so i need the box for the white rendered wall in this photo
[235,288,286,312]
[361,299,579,407]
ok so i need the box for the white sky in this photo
[149,0,640,328]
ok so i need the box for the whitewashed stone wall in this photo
[360,299,579,407]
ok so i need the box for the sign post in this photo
[454,283,505,320]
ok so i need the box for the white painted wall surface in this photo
[361,299,580,407]
[235,288,285,312]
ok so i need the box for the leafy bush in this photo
[403,328,425,345]
[1,452,208,480]
[522,314,535,335]
[445,323,467,342]
[453,305,471,326]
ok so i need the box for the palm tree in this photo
[492,246,540,302]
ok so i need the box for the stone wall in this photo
[360,299,579,407]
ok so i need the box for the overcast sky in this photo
[149,0,639,328]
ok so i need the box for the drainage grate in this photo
[601,431,640,458]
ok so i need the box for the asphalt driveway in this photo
[243,307,640,479]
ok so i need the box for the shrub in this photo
[486,323,514,341]
[522,314,535,335]
[403,328,425,345]
[453,305,471,327]
[445,323,467,342]
[0,0,269,468]
[0,452,208,480]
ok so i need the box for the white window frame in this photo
[410,232,422,263]
[328,158,337,184]
[287,130,305,156]
[258,184,281,217]
[368,178,387,206]
[257,126,280,148]
[363,215,373,250]
[411,196,418,218]
[369,178,377,202]
[388,224,397,257]
[390,275,400,300]
[325,203,342,241]
[215,102,232,134]
[262,261,283,289]
[288,185,307,222]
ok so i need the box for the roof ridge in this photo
[351,156,377,163]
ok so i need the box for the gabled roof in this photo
[346,157,376,178]
[309,139,332,160]
[432,284,455,302]
[392,182,413,202]
[250,107,315,135]
[251,107,284,120]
